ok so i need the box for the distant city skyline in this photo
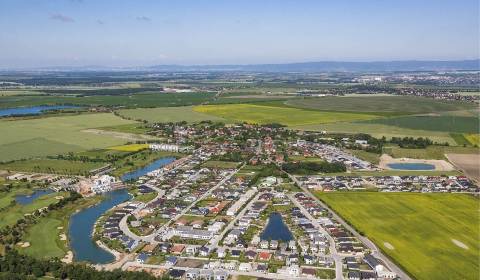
[0,0,478,68]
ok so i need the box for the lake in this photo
[260,212,293,241]
[120,157,176,182]
[388,163,435,170]
[68,189,131,264]
[15,189,54,205]
[0,105,80,117]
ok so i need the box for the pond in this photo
[260,212,293,241]
[15,189,54,205]
[68,189,131,264]
[388,163,435,170]
[0,105,80,117]
[120,157,176,182]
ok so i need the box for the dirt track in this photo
[82,129,159,141]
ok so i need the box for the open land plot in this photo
[362,115,479,134]
[446,153,480,182]
[315,192,479,280]
[107,143,150,152]
[294,122,457,144]
[116,106,227,123]
[0,92,216,108]
[464,134,480,146]
[193,104,378,126]
[384,145,479,160]
[285,95,477,114]
[0,159,104,175]
[96,123,151,134]
[0,113,136,161]
[201,160,240,169]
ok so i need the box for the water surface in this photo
[0,105,80,117]
[68,189,131,264]
[15,189,54,205]
[388,163,435,170]
[121,157,175,181]
[261,212,293,241]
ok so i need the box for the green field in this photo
[194,103,378,126]
[117,106,227,123]
[0,159,105,175]
[363,115,479,134]
[285,96,477,114]
[384,145,479,160]
[295,122,457,145]
[201,160,240,169]
[0,190,69,229]
[0,113,136,161]
[315,192,479,280]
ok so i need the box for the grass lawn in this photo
[201,160,240,169]
[116,106,227,123]
[347,150,381,164]
[111,150,182,177]
[285,95,477,114]
[0,159,104,175]
[315,192,479,280]
[0,191,69,229]
[0,113,136,161]
[194,103,378,126]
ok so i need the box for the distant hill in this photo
[148,60,480,72]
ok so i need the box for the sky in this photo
[0,0,478,68]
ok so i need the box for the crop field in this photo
[315,192,479,280]
[464,134,480,146]
[96,123,150,134]
[385,145,479,160]
[294,122,457,144]
[194,104,378,126]
[0,159,104,175]
[363,115,479,134]
[117,106,227,123]
[285,96,477,114]
[0,92,216,108]
[0,113,135,161]
[108,143,149,152]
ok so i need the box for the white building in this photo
[91,175,116,193]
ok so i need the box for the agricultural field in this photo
[108,143,150,152]
[0,92,217,108]
[285,95,477,114]
[116,106,227,123]
[194,103,378,126]
[0,159,105,175]
[315,192,479,280]
[384,145,479,160]
[295,122,457,144]
[464,134,480,146]
[96,123,151,134]
[201,160,240,169]
[0,113,135,161]
[363,115,479,134]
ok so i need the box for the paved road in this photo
[287,193,344,280]
[123,262,319,280]
[288,174,412,280]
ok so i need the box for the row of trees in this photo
[282,161,346,175]
[0,250,166,280]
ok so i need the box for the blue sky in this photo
[0,0,478,67]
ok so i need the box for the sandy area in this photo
[379,154,455,171]
[59,233,67,241]
[57,226,63,230]
[19,242,30,248]
[384,242,395,250]
[61,251,73,263]
[445,153,480,182]
[55,196,64,200]
[451,239,469,250]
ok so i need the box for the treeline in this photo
[390,137,434,148]
[0,250,166,280]
[249,164,287,186]
[282,161,346,175]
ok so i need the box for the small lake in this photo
[68,189,131,264]
[0,105,80,117]
[15,189,54,205]
[260,212,293,241]
[120,157,176,182]
[388,163,435,170]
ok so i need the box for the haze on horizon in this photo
[0,0,479,68]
